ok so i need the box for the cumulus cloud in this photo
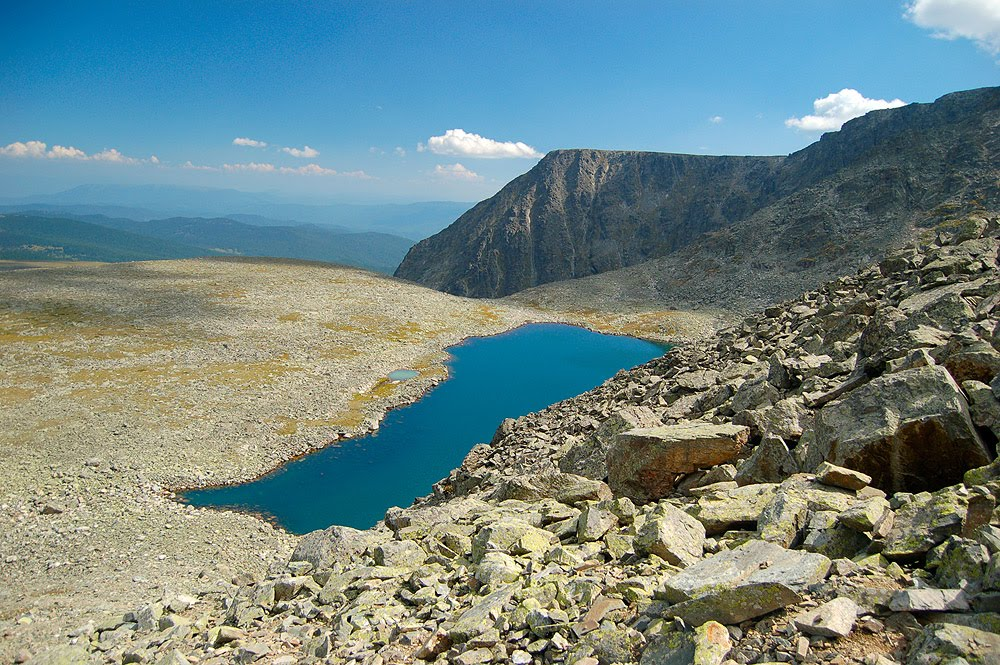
[394,146,406,157]
[183,161,218,171]
[282,145,320,158]
[279,163,335,175]
[905,0,1000,55]
[709,115,724,124]
[433,163,483,182]
[233,137,267,148]
[785,89,907,131]
[419,129,542,159]
[0,140,151,163]
[223,161,276,173]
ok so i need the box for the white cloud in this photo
[279,163,336,175]
[282,145,320,158]
[183,160,218,171]
[233,137,267,148]
[419,128,543,159]
[709,115,724,124]
[0,140,148,163]
[149,155,160,164]
[223,161,276,173]
[47,144,87,160]
[905,0,1000,55]
[92,148,140,164]
[433,163,483,182]
[0,140,48,158]
[369,146,384,155]
[785,89,907,131]
[394,146,406,157]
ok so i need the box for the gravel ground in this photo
[0,257,723,661]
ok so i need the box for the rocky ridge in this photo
[398,87,1000,310]
[36,214,1000,664]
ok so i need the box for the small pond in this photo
[182,323,668,533]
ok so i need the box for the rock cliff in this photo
[396,87,1000,301]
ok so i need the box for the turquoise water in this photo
[182,323,667,534]
[387,369,420,381]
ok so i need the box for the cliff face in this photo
[396,87,1000,299]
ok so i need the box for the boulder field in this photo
[40,215,1000,664]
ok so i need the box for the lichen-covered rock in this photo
[904,622,1000,664]
[576,503,619,543]
[470,520,558,562]
[811,366,990,493]
[608,423,750,502]
[883,488,968,561]
[686,483,778,536]
[374,540,426,568]
[493,472,612,505]
[291,525,388,570]
[792,597,859,637]
[634,503,706,566]
[838,496,892,533]
[639,621,731,665]
[734,436,797,486]
[657,540,830,603]
[801,510,870,559]
[664,582,802,626]
[815,461,872,491]
[559,406,663,479]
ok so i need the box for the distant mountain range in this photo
[0,213,415,273]
[396,87,1000,310]
[0,186,473,240]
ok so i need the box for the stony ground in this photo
[7,214,1000,665]
[0,256,614,663]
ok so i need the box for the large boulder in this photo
[657,540,830,603]
[493,472,612,505]
[883,487,968,561]
[559,406,662,479]
[608,423,750,502]
[291,525,389,570]
[634,503,706,566]
[810,365,991,492]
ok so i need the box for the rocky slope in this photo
[39,214,1000,664]
[397,87,1000,303]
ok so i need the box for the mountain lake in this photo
[182,323,668,533]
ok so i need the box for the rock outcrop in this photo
[397,87,1000,309]
[51,214,1000,665]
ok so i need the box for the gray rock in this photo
[291,525,388,570]
[792,597,859,637]
[474,552,522,587]
[905,622,1000,664]
[883,488,968,561]
[447,583,520,644]
[658,540,830,603]
[559,406,663,479]
[639,621,731,665]
[686,483,778,535]
[811,366,990,492]
[576,503,618,542]
[471,520,558,562]
[634,503,706,566]
[664,581,802,626]
[608,422,750,502]
[801,510,870,559]
[889,589,971,612]
[374,540,426,568]
[493,472,612,505]
[927,536,990,588]
[734,436,797,485]
[815,461,872,491]
[838,496,893,533]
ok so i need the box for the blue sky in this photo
[1,1,997,202]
